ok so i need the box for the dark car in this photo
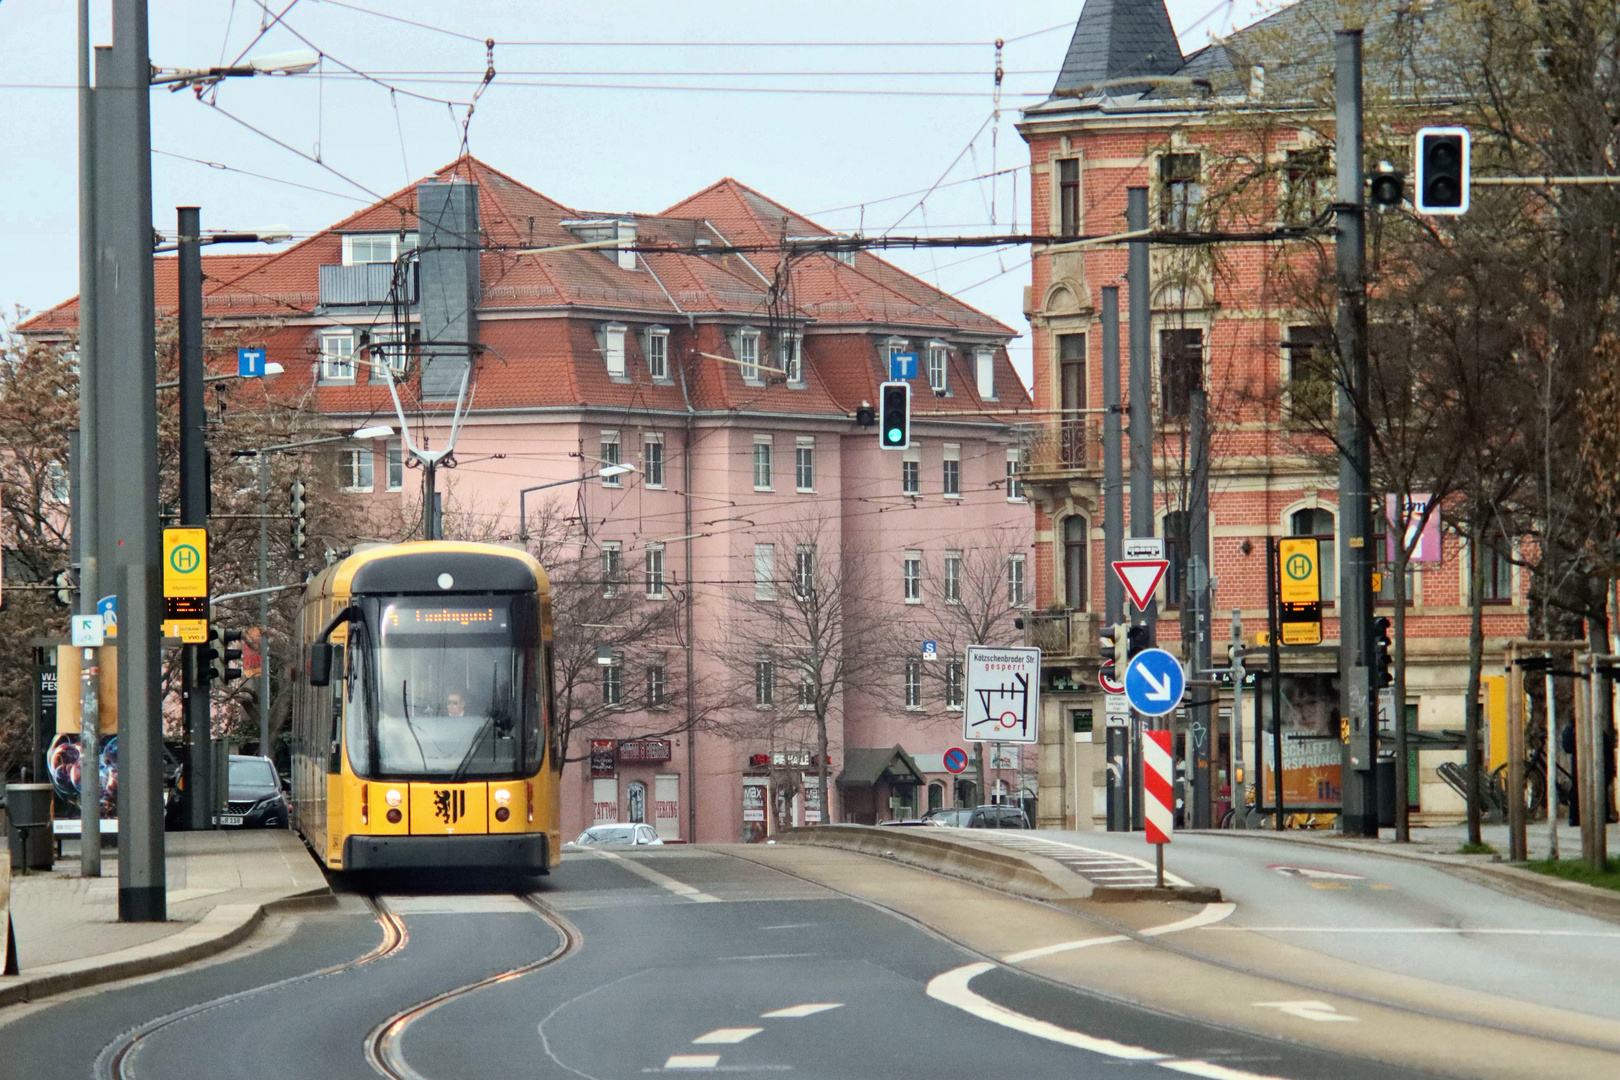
[965,804,1030,829]
[219,755,290,829]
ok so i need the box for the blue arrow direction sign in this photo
[889,352,918,380]
[1124,648,1185,717]
[237,347,267,377]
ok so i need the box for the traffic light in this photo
[1099,622,1129,667]
[1369,168,1405,209]
[53,569,75,607]
[1127,622,1152,658]
[208,627,245,684]
[1372,616,1393,689]
[878,381,910,449]
[199,627,220,684]
[1413,127,1469,215]
[289,477,307,559]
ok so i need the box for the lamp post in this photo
[237,425,394,758]
[518,463,638,543]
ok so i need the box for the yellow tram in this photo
[291,541,562,873]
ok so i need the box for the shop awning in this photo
[836,745,926,788]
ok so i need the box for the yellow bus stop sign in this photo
[162,527,209,642]
[1278,538,1321,604]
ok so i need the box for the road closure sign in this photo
[162,527,209,643]
[963,645,1040,744]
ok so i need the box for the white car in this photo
[569,823,664,847]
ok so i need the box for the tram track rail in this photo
[96,896,409,1080]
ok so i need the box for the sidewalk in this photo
[0,829,330,1007]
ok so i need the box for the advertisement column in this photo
[741,777,768,843]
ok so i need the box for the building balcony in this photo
[1024,608,1099,661]
[319,262,418,307]
[1013,415,1102,486]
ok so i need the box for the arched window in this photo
[1289,508,1336,603]
[1064,515,1089,610]
[1163,510,1191,607]
[928,782,944,812]
[954,779,978,808]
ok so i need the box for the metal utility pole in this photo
[178,207,213,831]
[258,454,271,755]
[1335,29,1378,838]
[1102,286,1124,624]
[1126,186,1155,830]
[104,0,165,921]
[1230,609,1247,828]
[75,0,102,879]
[1188,384,1213,827]
[1267,536,1285,827]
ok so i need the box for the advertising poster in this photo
[1260,673,1342,809]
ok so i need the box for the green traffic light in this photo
[886,428,902,443]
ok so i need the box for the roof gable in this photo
[1053,0,1184,95]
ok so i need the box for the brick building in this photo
[1014,0,1529,827]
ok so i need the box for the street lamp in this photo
[151,48,321,88]
[518,463,638,542]
[238,424,394,758]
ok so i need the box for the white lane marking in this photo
[379,895,536,914]
[1211,926,1620,936]
[1270,864,1364,881]
[664,1055,722,1068]
[717,952,818,961]
[927,964,1292,1079]
[761,1003,842,1018]
[1255,1000,1358,1022]
[596,851,722,902]
[1002,902,1234,963]
[758,923,817,930]
[693,1028,762,1044]
[978,835,1195,888]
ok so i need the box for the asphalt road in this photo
[0,846,1437,1080]
[1036,828,1620,1021]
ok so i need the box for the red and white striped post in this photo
[1143,730,1174,887]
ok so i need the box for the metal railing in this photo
[318,262,417,307]
[1013,414,1101,477]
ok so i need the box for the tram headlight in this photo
[385,788,403,808]
[494,789,511,804]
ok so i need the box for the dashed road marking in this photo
[693,1028,762,1044]
[664,1054,722,1068]
[717,953,818,961]
[955,832,1194,888]
[761,1002,843,1018]
[595,851,722,902]
[1254,1000,1358,1022]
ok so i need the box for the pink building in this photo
[29,156,1033,841]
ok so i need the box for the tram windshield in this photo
[346,594,542,781]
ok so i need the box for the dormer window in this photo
[560,218,638,270]
[976,347,997,400]
[646,326,670,380]
[926,342,949,392]
[602,323,627,378]
[320,331,356,381]
[738,328,761,382]
[342,233,417,267]
[780,334,804,385]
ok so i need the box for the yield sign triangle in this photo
[1113,560,1169,610]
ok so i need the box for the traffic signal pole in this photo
[75,0,102,879]
[1336,29,1379,838]
[1126,187,1154,831]
[178,207,213,831]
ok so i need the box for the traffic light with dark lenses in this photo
[878,381,911,449]
[1372,616,1394,689]
[1414,128,1469,215]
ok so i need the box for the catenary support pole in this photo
[1335,29,1378,837]
[258,452,271,758]
[106,0,165,921]
[76,0,101,879]
[1189,385,1212,827]
[1102,286,1124,625]
[1127,186,1153,830]
[1547,655,1559,860]
[178,207,212,832]
[1231,608,1247,828]
[1506,646,1527,862]
[1268,536,1284,828]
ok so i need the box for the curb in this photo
[1189,828,1620,925]
[1091,885,1224,903]
[776,825,1096,903]
[0,886,334,1009]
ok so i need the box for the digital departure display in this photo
[383,605,509,633]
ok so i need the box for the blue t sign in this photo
[889,352,918,381]
[238,347,267,377]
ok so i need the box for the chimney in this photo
[416,180,480,401]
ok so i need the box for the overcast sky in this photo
[0,0,1275,383]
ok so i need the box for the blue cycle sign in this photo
[1124,648,1186,717]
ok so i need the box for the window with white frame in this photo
[1005,448,1024,501]
[780,334,803,384]
[646,327,670,380]
[755,657,775,707]
[602,659,623,706]
[795,544,815,600]
[886,337,909,363]
[600,431,622,485]
[320,331,356,381]
[945,660,964,710]
[368,329,407,378]
[602,323,627,378]
[902,444,920,496]
[643,433,664,488]
[903,551,922,603]
[944,550,963,603]
[752,435,773,490]
[339,448,374,492]
[1007,553,1027,607]
[738,329,761,381]
[926,343,948,392]
[386,440,404,491]
[798,662,816,709]
[46,460,69,502]
[601,542,623,598]
[342,232,417,266]
[754,543,776,601]
[904,657,923,708]
[645,543,666,598]
[646,664,667,709]
[942,443,961,498]
[795,436,815,492]
[975,348,996,400]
